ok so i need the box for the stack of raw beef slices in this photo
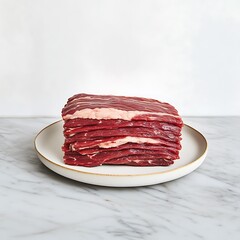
[62,93,183,167]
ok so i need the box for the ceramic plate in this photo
[34,121,208,187]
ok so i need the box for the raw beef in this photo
[62,93,183,167]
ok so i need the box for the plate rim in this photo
[34,120,208,177]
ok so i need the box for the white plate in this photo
[34,121,208,187]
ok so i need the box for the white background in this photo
[0,0,239,116]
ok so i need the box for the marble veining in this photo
[0,117,240,240]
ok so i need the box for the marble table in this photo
[0,117,240,240]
